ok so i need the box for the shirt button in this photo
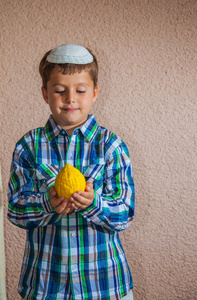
[71,265,77,272]
[70,232,75,237]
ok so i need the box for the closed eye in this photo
[55,91,65,94]
[77,90,86,93]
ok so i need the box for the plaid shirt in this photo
[8,114,135,300]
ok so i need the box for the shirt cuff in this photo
[42,190,56,214]
[79,191,103,222]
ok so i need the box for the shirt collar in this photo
[45,115,63,141]
[80,114,99,142]
[45,114,99,142]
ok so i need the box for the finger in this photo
[48,187,57,198]
[75,188,94,200]
[68,198,79,210]
[51,197,64,208]
[70,196,91,211]
[71,193,89,205]
[60,205,71,215]
[61,201,76,215]
[69,206,75,213]
[70,202,78,211]
[55,200,69,214]
[85,182,93,191]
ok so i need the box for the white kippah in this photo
[46,44,93,64]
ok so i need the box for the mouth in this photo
[61,107,79,112]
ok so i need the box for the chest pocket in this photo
[35,164,59,188]
[83,162,105,194]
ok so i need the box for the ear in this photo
[41,86,49,104]
[92,85,98,103]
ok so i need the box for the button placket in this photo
[69,230,78,279]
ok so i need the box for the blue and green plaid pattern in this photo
[8,114,135,300]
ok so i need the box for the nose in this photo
[65,89,75,103]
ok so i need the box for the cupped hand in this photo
[69,182,94,211]
[48,186,77,215]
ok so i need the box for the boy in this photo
[7,44,135,300]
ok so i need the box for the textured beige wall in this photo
[1,0,196,299]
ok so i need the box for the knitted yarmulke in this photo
[46,44,93,64]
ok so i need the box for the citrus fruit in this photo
[55,164,86,199]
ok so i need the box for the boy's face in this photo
[42,68,98,135]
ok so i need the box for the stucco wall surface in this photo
[1,0,196,299]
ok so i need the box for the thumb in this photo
[86,182,93,191]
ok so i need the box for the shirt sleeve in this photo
[7,141,61,229]
[79,140,135,232]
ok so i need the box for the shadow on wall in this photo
[120,138,151,300]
